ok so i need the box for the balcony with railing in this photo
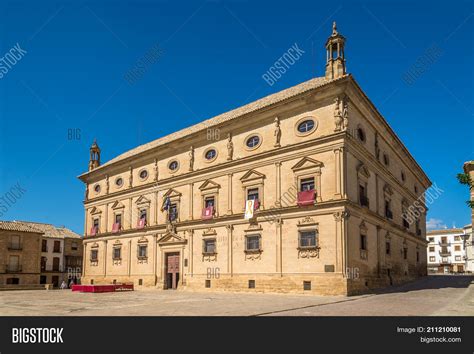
[439,250,451,257]
[7,243,22,251]
[5,264,22,273]
[439,241,450,247]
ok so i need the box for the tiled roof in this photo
[0,221,42,233]
[427,228,465,236]
[9,221,82,239]
[82,75,344,174]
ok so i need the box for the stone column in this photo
[82,243,87,277]
[227,173,233,215]
[275,218,283,276]
[129,198,133,229]
[226,225,233,276]
[153,234,158,285]
[275,162,281,206]
[103,240,108,278]
[188,183,194,220]
[128,240,132,277]
[154,191,159,225]
[104,203,109,233]
[316,170,322,202]
[333,210,350,274]
[188,230,194,277]
[84,209,88,236]
[333,148,342,198]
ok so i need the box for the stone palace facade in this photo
[78,23,430,295]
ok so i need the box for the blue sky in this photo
[0,0,472,234]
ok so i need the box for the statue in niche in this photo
[227,133,234,161]
[189,145,194,171]
[342,96,349,130]
[334,97,343,132]
[274,117,281,147]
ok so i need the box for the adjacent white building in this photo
[463,224,473,272]
[426,228,470,273]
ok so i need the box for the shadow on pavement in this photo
[372,275,474,295]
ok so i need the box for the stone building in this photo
[79,23,430,295]
[426,228,468,273]
[25,222,83,287]
[462,161,474,272]
[0,221,42,285]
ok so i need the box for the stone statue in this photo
[334,97,343,132]
[227,133,233,161]
[154,158,158,181]
[342,96,349,130]
[189,145,194,171]
[332,21,338,36]
[105,174,109,194]
[129,166,133,188]
[274,117,281,147]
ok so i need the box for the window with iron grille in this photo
[248,280,255,289]
[245,235,261,251]
[299,230,317,248]
[90,250,98,262]
[303,281,311,291]
[113,247,121,260]
[203,239,216,254]
[138,245,148,259]
[300,177,314,191]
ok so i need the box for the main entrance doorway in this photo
[165,253,180,290]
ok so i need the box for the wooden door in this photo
[166,254,180,290]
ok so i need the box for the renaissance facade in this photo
[79,24,430,295]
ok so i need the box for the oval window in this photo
[94,184,101,193]
[205,149,217,160]
[297,120,315,133]
[168,160,178,171]
[115,177,123,187]
[139,169,148,180]
[246,135,260,148]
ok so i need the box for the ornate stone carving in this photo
[202,253,217,262]
[137,258,148,264]
[154,158,159,182]
[105,174,109,194]
[226,133,233,161]
[298,216,317,226]
[333,210,350,221]
[245,250,262,261]
[203,228,217,236]
[334,97,343,132]
[189,145,194,171]
[274,117,281,147]
[342,96,349,130]
[298,247,320,258]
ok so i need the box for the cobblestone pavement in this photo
[0,275,471,316]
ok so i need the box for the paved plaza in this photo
[0,276,472,316]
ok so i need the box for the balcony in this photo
[439,241,450,247]
[8,243,22,251]
[297,190,315,207]
[359,195,369,208]
[5,265,22,273]
[202,206,214,220]
[439,250,451,257]
[52,247,62,254]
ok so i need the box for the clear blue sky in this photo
[0,0,472,234]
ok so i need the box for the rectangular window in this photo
[360,234,367,250]
[140,209,147,221]
[52,257,60,271]
[385,201,392,219]
[455,256,461,261]
[248,280,255,289]
[42,239,47,252]
[90,249,98,261]
[247,188,259,201]
[300,177,315,191]
[138,245,148,258]
[205,197,215,208]
[403,248,408,260]
[428,237,434,243]
[10,235,21,250]
[53,241,61,253]
[303,281,311,291]
[8,255,20,272]
[93,218,99,228]
[169,204,178,221]
[203,239,216,254]
[205,280,211,288]
[429,246,435,252]
[246,235,261,251]
[359,184,369,207]
[429,256,435,262]
[113,247,121,260]
[299,230,317,248]
[71,242,78,251]
[416,251,420,262]
[455,245,461,251]
[454,236,461,241]
[385,241,391,255]
[115,214,122,224]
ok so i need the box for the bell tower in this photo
[325,22,346,80]
[89,139,101,171]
